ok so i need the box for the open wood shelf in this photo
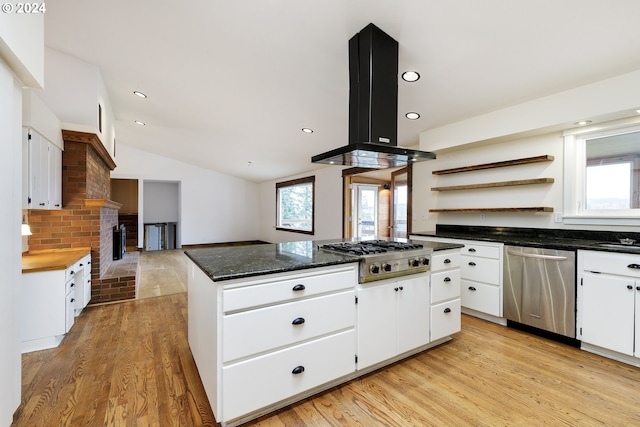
[431,178,554,192]
[432,155,554,175]
[429,207,554,213]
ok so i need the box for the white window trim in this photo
[563,117,640,226]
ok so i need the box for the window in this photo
[563,120,640,225]
[276,176,315,234]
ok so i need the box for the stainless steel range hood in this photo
[311,23,435,168]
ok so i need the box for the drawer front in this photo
[461,279,501,316]
[431,299,461,341]
[223,329,355,422]
[78,255,91,277]
[223,290,355,362]
[431,252,460,272]
[461,244,501,259]
[581,250,640,278]
[65,266,77,283]
[223,266,357,312]
[431,270,461,304]
[65,291,75,333]
[460,256,500,285]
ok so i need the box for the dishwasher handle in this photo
[506,249,568,262]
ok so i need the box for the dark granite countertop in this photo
[411,225,640,255]
[185,238,463,282]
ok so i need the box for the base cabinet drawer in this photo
[222,329,355,422]
[460,256,500,285]
[461,280,501,316]
[431,270,461,304]
[223,290,355,362]
[431,299,461,341]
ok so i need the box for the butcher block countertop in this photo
[22,248,91,273]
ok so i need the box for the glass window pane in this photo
[586,162,631,209]
[276,177,314,233]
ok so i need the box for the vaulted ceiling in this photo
[43,0,640,182]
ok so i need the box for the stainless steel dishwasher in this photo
[503,246,576,338]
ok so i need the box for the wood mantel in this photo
[61,129,117,170]
[84,198,122,209]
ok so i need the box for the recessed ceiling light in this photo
[402,71,420,82]
[574,120,592,126]
[133,91,147,98]
[135,120,146,126]
[405,112,420,120]
[302,128,313,133]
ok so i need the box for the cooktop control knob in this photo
[370,264,380,274]
[420,257,429,266]
[409,258,420,267]
[382,263,392,272]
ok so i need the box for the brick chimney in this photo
[27,130,134,304]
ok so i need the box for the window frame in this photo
[563,118,640,226]
[275,176,315,235]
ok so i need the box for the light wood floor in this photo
[13,249,640,426]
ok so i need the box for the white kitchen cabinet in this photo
[357,273,431,370]
[577,250,640,363]
[24,127,62,210]
[430,250,462,341]
[21,266,76,352]
[188,261,358,427]
[74,254,92,316]
[412,236,503,321]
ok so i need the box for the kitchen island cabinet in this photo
[185,240,462,427]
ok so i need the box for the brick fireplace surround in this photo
[27,130,137,304]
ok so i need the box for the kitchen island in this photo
[185,239,462,427]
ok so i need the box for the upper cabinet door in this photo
[25,128,62,210]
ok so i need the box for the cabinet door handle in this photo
[394,287,399,291]
[627,264,640,269]
[443,307,452,313]
[399,286,403,291]
[468,286,477,291]
[468,248,476,252]
[627,285,634,290]
[292,366,305,375]
[292,284,305,291]
[292,317,305,325]
[70,298,75,303]
[70,283,74,287]
[468,262,476,266]
[444,259,451,264]
[443,277,451,282]
[636,286,640,291]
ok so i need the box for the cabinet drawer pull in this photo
[444,259,451,264]
[443,307,452,314]
[637,286,640,291]
[468,248,476,252]
[468,262,476,266]
[70,298,75,303]
[292,366,305,375]
[628,264,640,269]
[292,317,305,325]
[70,270,75,275]
[627,285,634,290]
[443,277,451,282]
[468,286,477,291]
[70,283,74,287]
[292,284,306,291]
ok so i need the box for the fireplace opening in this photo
[113,224,126,260]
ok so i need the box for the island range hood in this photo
[311,23,435,168]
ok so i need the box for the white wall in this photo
[258,166,344,243]
[143,181,180,223]
[0,59,25,425]
[0,11,44,87]
[415,68,640,234]
[112,142,260,245]
[35,48,116,157]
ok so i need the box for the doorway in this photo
[343,166,412,240]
